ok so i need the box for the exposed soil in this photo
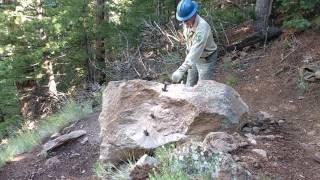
[1,31,320,180]
[216,30,320,179]
[0,113,101,180]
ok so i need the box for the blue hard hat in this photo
[176,0,198,22]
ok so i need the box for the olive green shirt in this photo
[183,15,217,68]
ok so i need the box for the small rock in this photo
[263,129,272,134]
[243,46,251,52]
[203,132,248,153]
[63,123,76,133]
[232,59,240,66]
[307,130,317,136]
[135,154,158,167]
[238,162,249,169]
[255,135,282,140]
[298,96,304,100]
[257,111,273,122]
[242,127,252,133]
[252,149,267,159]
[45,156,60,168]
[50,132,61,139]
[222,56,232,62]
[253,161,262,169]
[37,151,48,158]
[299,174,305,178]
[272,162,278,167]
[70,153,81,158]
[278,119,285,124]
[270,106,278,112]
[300,143,315,152]
[252,127,260,134]
[313,152,320,163]
[240,51,248,57]
[247,137,257,145]
[81,170,86,174]
[233,155,240,162]
[80,137,89,144]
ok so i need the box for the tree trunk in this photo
[173,0,180,28]
[254,0,273,31]
[1,0,16,4]
[37,0,56,96]
[95,0,106,84]
[44,60,58,96]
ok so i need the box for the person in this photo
[171,0,218,86]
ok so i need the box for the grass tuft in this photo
[0,100,92,167]
[149,144,221,180]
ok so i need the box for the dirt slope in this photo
[0,113,101,180]
[216,31,320,179]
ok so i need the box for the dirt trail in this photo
[216,31,320,179]
[0,113,101,180]
[1,31,320,179]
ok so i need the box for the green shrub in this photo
[296,77,309,94]
[149,144,221,180]
[225,74,238,87]
[0,100,92,167]
[275,0,320,30]
[283,16,311,30]
[311,15,320,31]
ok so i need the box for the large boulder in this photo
[99,80,248,163]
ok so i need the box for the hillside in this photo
[1,31,320,179]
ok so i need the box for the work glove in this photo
[171,63,191,83]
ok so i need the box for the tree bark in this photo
[1,0,16,4]
[44,60,58,96]
[173,0,180,28]
[95,0,106,84]
[254,0,273,31]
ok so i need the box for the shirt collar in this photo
[183,14,200,33]
[191,15,200,32]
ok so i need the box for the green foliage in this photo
[200,4,255,44]
[149,144,221,180]
[225,74,238,87]
[0,0,94,128]
[92,161,109,178]
[283,16,311,30]
[0,100,92,167]
[297,77,309,94]
[102,0,175,55]
[275,0,320,30]
[92,160,136,180]
[311,15,320,31]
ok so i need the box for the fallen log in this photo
[226,26,282,51]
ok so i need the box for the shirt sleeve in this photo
[183,29,209,68]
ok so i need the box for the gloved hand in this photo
[171,63,191,83]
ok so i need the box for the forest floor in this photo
[1,31,320,179]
